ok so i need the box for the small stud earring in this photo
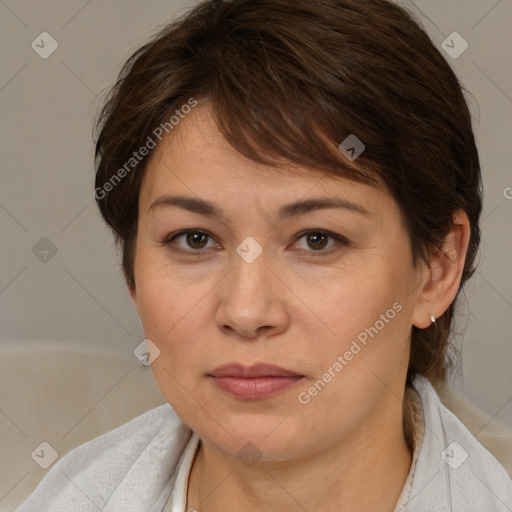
[430,314,436,325]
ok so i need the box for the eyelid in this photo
[161,228,349,255]
[162,229,219,255]
[290,229,349,255]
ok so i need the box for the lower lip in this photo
[211,376,303,399]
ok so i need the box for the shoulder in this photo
[16,404,192,512]
[408,375,512,511]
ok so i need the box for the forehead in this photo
[139,103,395,223]
[144,102,320,185]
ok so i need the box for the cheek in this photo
[293,305,410,442]
[134,264,213,375]
[135,271,211,416]
[308,270,392,345]
[304,259,412,389]
[134,249,187,329]
[135,276,173,337]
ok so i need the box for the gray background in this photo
[1,0,511,428]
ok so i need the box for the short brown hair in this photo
[94,0,482,434]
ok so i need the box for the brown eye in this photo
[186,232,209,249]
[293,229,349,256]
[306,232,329,250]
[163,230,217,254]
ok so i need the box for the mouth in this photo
[208,363,305,399]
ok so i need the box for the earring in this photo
[430,314,436,325]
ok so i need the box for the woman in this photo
[17,0,512,510]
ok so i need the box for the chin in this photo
[197,411,308,463]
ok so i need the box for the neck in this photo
[186,389,413,512]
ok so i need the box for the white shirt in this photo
[162,432,201,512]
[15,375,512,511]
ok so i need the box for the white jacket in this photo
[15,375,512,511]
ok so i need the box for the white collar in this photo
[163,432,201,512]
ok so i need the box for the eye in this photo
[163,230,218,254]
[292,229,348,255]
[162,228,349,257]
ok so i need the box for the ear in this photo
[412,209,471,329]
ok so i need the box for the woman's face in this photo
[131,103,428,462]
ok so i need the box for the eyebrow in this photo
[147,194,371,220]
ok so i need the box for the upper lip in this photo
[209,363,303,378]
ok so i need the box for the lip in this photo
[209,363,304,399]
[210,363,302,378]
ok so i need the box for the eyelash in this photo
[161,229,349,257]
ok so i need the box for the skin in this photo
[129,102,470,511]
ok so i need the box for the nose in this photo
[214,249,289,340]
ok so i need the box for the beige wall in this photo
[1,0,511,431]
